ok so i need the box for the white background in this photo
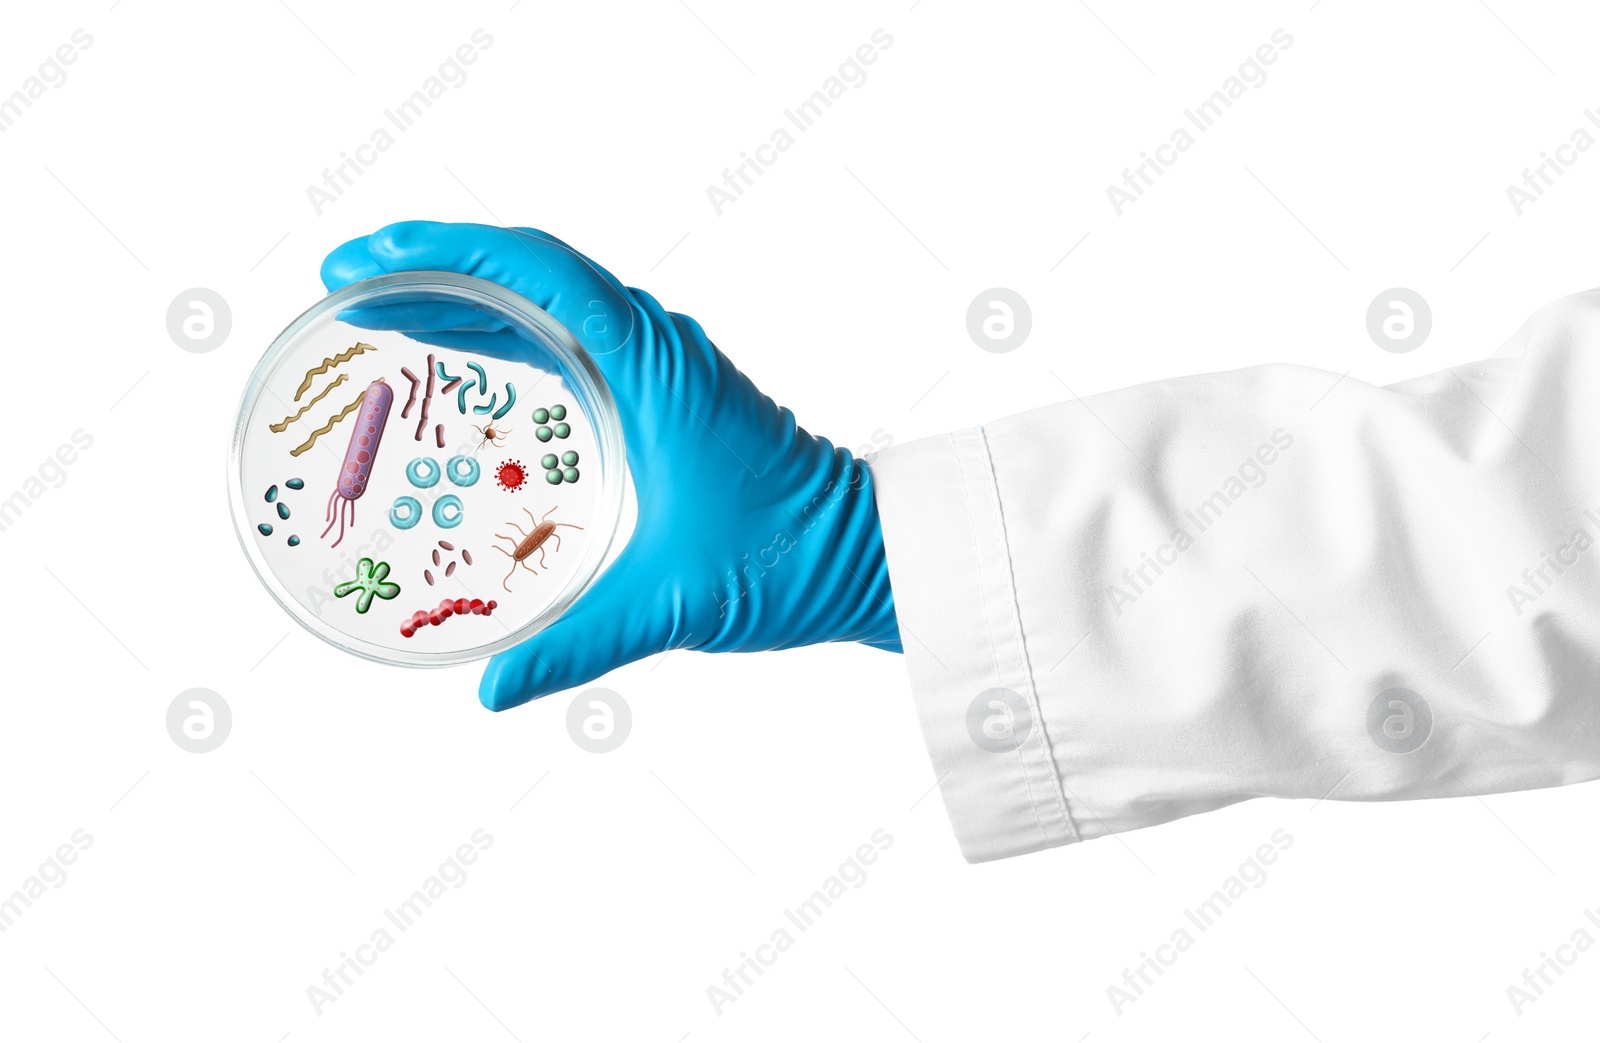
[2,0,1598,1039]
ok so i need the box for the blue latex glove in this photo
[321,221,901,710]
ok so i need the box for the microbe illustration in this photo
[494,506,584,592]
[333,557,402,614]
[495,459,528,492]
[531,403,572,443]
[539,450,580,485]
[321,379,393,548]
[472,421,511,450]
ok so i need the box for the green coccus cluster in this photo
[539,449,580,484]
[334,558,401,614]
[533,404,571,442]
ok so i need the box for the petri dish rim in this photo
[227,271,628,668]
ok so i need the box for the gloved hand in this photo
[321,221,901,710]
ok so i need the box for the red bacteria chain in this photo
[399,597,498,638]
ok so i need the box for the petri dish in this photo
[229,272,627,667]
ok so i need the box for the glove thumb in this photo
[477,555,673,711]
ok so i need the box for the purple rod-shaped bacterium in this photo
[321,379,393,549]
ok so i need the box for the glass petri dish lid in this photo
[229,272,627,667]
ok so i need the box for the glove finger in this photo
[323,227,601,302]
[332,301,510,333]
[364,221,639,358]
[320,234,381,289]
[327,230,607,334]
[395,329,564,371]
[318,221,663,417]
[323,232,568,335]
[477,554,673,711]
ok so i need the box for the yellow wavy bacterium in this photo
[289,391,366,457]
[294,342,376,401]
[270,373,348,433]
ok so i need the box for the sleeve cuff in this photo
[870,427,1081,862]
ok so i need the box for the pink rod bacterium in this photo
[321,379,393,549]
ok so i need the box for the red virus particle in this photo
[495,459,527,492]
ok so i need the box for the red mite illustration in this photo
[322,379,392,549]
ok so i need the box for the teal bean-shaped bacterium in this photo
[561,450,578,467]
[541,454,559,470]
[460,362,488,414]
[532,407,549,424]
[286,477,305,490]
[433,494,464,529]
[438,359,475,411]
[550,404,567,421]
[536,426,553,442]
[491,384,516,421]
[446,455,481,487]
[276,502,290,520]
[265,485,278,503]
[288,535,301,547]
[562,467,580,483]
[544,469,563,485]
[390,496,423,530]
[257,522,273,536]
[406,457,442,488]
[553,422,571,439]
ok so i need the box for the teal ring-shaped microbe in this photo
[433,494,464,529]
[406,457,441,488]
[390,496,423,530]
[446,455,481,487]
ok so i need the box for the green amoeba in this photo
[334,557,402,614]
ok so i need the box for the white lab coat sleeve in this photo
[871,290,1600,862]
